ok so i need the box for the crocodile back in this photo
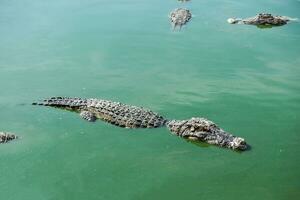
[87,99,167,128]
[34,97,167,129]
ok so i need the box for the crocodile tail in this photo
[32,97,88,109]
[166,118,248,151]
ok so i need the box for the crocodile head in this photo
[167,118,248,151]
[0,132,18,144]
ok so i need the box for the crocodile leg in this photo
[80,111,97,122]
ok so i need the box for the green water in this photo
[1,0,300,199]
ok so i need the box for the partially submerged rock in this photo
[169,8,192,29]
[0,132,18,144]
[228,13,296,27]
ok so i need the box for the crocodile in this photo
[0,132,17,144]
[227,13,297,27]
[33,97,248,151]
[169,8,192,30]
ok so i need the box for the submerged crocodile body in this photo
[169,8,192,29]
[0,132,17,144]
[34,97,167,128]
[34,97,248,151]
[227,13,296,27]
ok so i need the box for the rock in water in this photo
[169,8,192,29]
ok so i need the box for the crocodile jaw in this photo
[227,18,238,24]
[230,137,247,150]
[167,118,248,151]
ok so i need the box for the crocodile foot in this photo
[80,111,97,122]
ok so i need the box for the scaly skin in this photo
[0,132,17,144]
[34,97,248,151]
[169,8,192,29]
[228,13,293,27]
[167,118,247,150]
[33,97,167,128]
